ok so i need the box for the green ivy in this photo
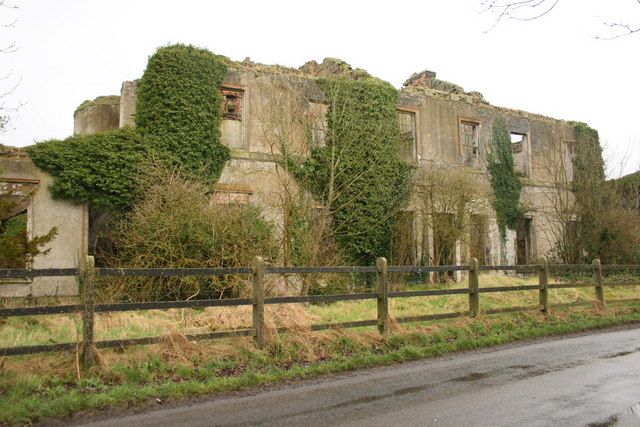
[136,44,230,184]
[487,117,523,241]
[571,122,606,260]
[290,77,413,265]
[0,201,58,269]
[26,128,150,212]
[27,44,230,212]
[572,122,605,190]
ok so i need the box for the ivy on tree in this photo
[27,44,230,212]
[487,117,523,242]
[289,77,413,265]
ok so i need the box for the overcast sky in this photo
[2,0,639,177]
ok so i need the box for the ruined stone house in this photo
[0,58,581,297]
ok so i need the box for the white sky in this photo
[2,0,639,177]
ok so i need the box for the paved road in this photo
[82,327,640,427]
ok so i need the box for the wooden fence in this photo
[1,256,640,368]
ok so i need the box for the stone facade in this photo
[120,59,579,269]
[0,57,585,296]
[0,148,88,297]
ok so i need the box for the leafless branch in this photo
[482,0,640,40]
[596,21,640,40]
[482,0,559,32]
[0,41,17,54]
[0,74,21,103]
[1,19,16,28]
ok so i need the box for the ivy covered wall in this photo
[27,44,230,213]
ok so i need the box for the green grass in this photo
[1,273,640,425]
[2,304,640,424]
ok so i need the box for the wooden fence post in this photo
[376,257,389,335]
[539,259,549,315]
[252,256,266,347]
[82,255,96,369]
[468,258,479,317]
[593,258,604,309]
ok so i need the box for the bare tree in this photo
[534,129,640,264]
[252,71,411,293]
[414,165,488,279]
[252,72,352,295]
[481,0,640,39]
[251,72,322,268]
[535,137,581,263]
[482,0,560,32]
[0,0,22,137]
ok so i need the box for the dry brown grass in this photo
[1,273,638,385]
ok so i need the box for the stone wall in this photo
[110,61,583,268]
[0,149,88,297]
[73,95,120,135]
[399,71,578,265]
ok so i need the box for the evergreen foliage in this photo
[27,44,230,212]
[27,128,150,212]
[487,117,523,241]
[571,122,607,260]
[136,44,230,184]
[289,77,413,265]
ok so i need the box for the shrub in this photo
[99,170,278,302]
[26,128,150,212]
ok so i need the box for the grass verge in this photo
[2,302,640,425]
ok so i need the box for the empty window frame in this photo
[510,131,530,177]
[391,211,416,266]
[459,120,480,168]
[398,110,417,161]
[211,184,252,205]
[0,180,37,271]
[221,88,244,121]
[221,87,245,149]
[510,132,526,153]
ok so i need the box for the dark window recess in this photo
[391,211,416,267]
[470,214,489,265]
[516,217,533,265]
[222,89,243,121]
[0,209,28,269]
[433,212,456,281]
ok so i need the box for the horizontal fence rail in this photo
[96,267,253,277]
[1,258,639,363]
[0,268,79,279]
